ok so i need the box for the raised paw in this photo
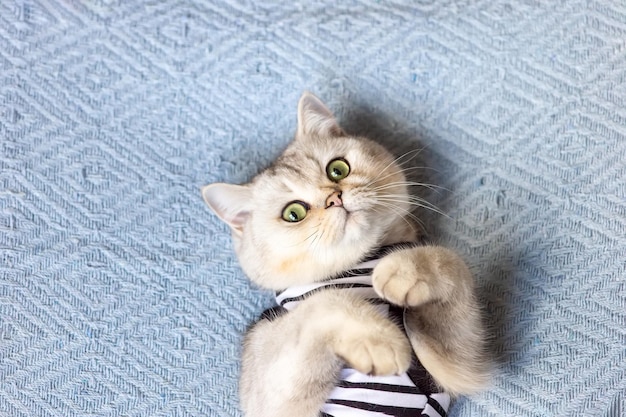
[372,252,433,307]
[334,326,412,376]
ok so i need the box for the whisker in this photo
[313,229,326,255]
[369,180,448,193]
[367,167,422,186]
[374,201,424,232]
[308,227,322,250]
[377,195,443,209]
[365,148,425,187]
[395,147,426,168]
[376,191,444,204]
[302,224,321,244]
[376,195,450,219]
[367,165,428,185]
[365,166,444,196]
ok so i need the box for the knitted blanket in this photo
[1,1,624,416]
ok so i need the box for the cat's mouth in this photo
[329,193,374,235]
[329,205,353,219]
[337,201,357,217]
[342,196,375,217]
[341,205,367,228]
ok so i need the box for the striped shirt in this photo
[264,245,450,417]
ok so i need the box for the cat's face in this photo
[203,93,415,290]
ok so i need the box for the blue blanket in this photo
[1,1,624,416]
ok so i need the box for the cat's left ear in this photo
[202,183,251,235]
[297,91,345,138]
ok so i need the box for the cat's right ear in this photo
[297,91,344,138]
[202,183,251,235]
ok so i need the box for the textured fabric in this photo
[1,1,625,417]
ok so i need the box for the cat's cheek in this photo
[354,210,394,240]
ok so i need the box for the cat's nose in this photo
[325,191,343,208]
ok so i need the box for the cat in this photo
[202,92,492,417]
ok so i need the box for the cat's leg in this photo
[372,246,493,396]
[239,290,412,417]
[239,314,340,417]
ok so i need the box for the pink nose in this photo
[325,191,343,208]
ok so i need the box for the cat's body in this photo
[203,92,492,417]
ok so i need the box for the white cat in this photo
[203,92,492,417]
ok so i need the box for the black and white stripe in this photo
[272,245,450,417]
[276,258,382,310]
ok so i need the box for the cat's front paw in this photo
[334,325,412,376]
[372,251,433,307]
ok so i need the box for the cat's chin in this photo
[333,205,370,236]
[344,209,365,231]
[342,210,392,248]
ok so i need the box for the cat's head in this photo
[203,92,416,290]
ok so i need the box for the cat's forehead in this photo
[265,137,352,176]
[251,135,392,194]
[255,153,323,194]
[287,135,353,159]
[251,139,341,195]
[281,134,379,164]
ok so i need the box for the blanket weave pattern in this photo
[1,1,624,416]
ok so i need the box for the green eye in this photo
[326,158,350,182]
[282,201,309,222]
